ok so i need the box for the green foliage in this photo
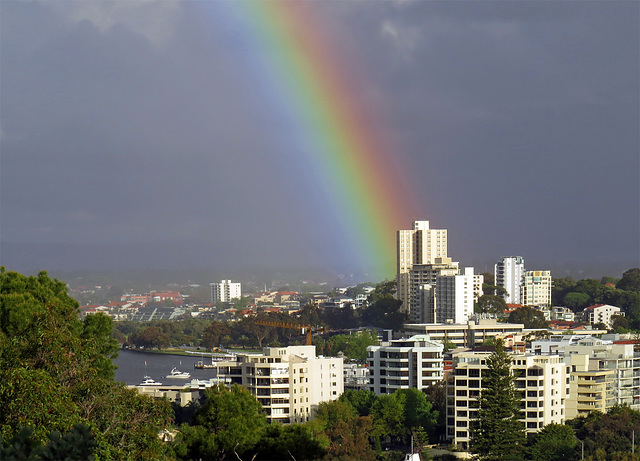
[0,268,172,459]
[508,306,549,329]
[568,406,640,459]
[326,330,379,362]
[361,281,406,330]
[617,268,640,292]
[470,339,525,460]
[174,383,267,460]
[315,400,377,461]
[526,423,578,461]
[129,325,170,349]
[339,389,377,416]
[252,424,326,460]
[476,295,506,314]
[564,292,592,310]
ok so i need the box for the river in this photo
[113,349,220,385]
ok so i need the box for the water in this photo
[114,349,219,385]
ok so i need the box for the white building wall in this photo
[495,256,525,304]
[210,280,242,303]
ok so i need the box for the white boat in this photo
[139,376,163,386]
[165,367,191,379]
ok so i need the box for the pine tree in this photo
[470,339,525,460]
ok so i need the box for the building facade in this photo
[215,345,343,424]
[446,349,569,451]
[210,280,242,303]
[495,256,525,304]
[409,258,460,323]
[397,221,448,313]
[401,319,526,349]
[521,271,552,307]
[581,304,623,328]
[367,335,444,395]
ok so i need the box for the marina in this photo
[114,349,220,385]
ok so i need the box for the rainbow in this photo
[212,2,419,279]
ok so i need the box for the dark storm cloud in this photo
[1,0,638,277]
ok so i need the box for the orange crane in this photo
[253,320,324,345]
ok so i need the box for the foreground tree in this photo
[173,383,267,460]
[0,268,172,459]
[470,339,525,460]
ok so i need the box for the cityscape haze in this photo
[1,1,638,281]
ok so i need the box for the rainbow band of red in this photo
[234,1,417,279]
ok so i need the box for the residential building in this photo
[446,349,569,451]
[409,257,460,323]
[397,221,448,313]
[401,319,526,349]
[210,280,242,303]
[495,256,525,304]
[565,353,615,419]
[581,304,623,328]
[366,335,444,395]
[531,335,639,411]
[521,271,552,307]
[215,345,343,424]
[344,363,369,390]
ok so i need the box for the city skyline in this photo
[1,1,638,280]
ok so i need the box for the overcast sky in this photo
[1,0,638,281]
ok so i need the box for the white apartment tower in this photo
[521,271,552,307]
[367,335,444,394]
[495,256,525,304]
[397,221,448,312]
[210,280,242,303]
[410,261,483,324]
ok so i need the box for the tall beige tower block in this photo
[396,221,448,313]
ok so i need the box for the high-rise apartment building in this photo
[411,263,482,324]
[397,221,448,313]
[210,280,242,303]
[494,256,525,304]
[409,257,459,323]
[521,271,552,307]
[447,349,569,451]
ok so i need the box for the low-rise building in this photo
[581,304,623,328]
[401,319,526,349]
[366,335,444,395]
[215,345,343,424]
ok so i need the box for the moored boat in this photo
[165,367,191,379]
[139,376,163,386]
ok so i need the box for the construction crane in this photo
[253,320,324,346]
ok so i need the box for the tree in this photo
[175,383,267,460]
[201,321,230,351]
[360,281,406,330]
[396,388,438,441]
[129,325,170,349]
[0,269,172,459]
[470,339,525,460]
[252,424,326,461]
[563,292,592,311]
[327,330,379,362]
[314,400,376,461]
[339,389,377,417]
[527,423,578,461]
[476,295,506,314]
[617,268,640,292]
[508,306,549,329]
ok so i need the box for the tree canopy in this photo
[0,268,172,459]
